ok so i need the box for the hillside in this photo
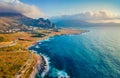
[0,13,56,31]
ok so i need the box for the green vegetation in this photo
[31,33,46,37]
[0,44,22,52]
[0,52,29,78]
[0,36,9,42]
[23,54,37,78]
[0,32,36,78]
[0,36,5,42]
[0,32,32,41]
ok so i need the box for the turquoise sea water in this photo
[29,26,120,78]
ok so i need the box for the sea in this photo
[29,26,120,78]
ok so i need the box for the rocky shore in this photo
[30,54,49,78]
[29,29,86,78]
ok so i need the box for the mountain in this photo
[0,12,56,30]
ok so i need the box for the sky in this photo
[0,0,120,23]
[20,0,120,17]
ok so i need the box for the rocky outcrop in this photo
[30,54,49,78]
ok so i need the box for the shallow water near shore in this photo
[29,26,120,78]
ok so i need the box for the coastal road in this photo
[0,39,18,48]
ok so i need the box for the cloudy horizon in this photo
[0,0,120,23]
[51,10,120,23]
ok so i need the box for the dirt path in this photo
[0,39,17,48]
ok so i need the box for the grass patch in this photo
[0,32,32,41]
[0,36,10,42]
[0,51,30,78]
[0,31,45,77]
[0,44,22,52]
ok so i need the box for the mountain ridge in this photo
[0,12,56,31]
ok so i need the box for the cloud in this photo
[57,10,120,23]
[88,10,116,18]
[0,0,44,18]
[63,10,118,20]
[88,19,120,23]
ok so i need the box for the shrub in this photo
[0,37,5,42]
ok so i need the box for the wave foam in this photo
[58,70,70,78]
[35,45,40,48]
[39,53,50,78]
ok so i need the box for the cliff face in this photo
[0,12,56,30]
[21,18,56,29]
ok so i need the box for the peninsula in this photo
[0,29,85,78]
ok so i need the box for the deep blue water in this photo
[29,26,120,78]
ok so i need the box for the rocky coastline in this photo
[29,29,86,78]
